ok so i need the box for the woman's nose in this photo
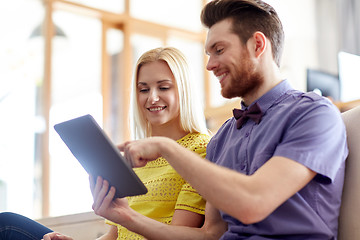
[149,90,160,104]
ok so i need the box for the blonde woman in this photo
[91,47,210,240]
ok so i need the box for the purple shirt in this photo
[207,80,348,239]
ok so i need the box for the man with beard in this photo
[91,0,348,239]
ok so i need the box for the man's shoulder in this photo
[301,91,326,101]
[284,90,329,104]
[213,117,234,135]
[282,90,337,112]
[266,90,343,131]
[298,92,339,115]
[207,118,234,148]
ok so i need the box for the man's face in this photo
[205,19,263,99]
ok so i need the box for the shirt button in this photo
[245,132,249,137]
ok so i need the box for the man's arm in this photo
[120,137,316,224]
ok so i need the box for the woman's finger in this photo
[92,178,110,211]
[95,186,116,216]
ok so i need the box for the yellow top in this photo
[106,133,210,239]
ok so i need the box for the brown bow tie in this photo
[233,102,263,129]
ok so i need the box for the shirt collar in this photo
[240,80,293,114]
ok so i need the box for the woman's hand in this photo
[89,175,134,226]
[42,232,73,240]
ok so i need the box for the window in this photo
[131,0,203,32]
[48,11,103,216]
[0,0,43,218]
[0,0,207,218]
[65,0,125,13]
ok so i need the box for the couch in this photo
[338,106,360,239]
[37,211,109,240]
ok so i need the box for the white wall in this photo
[266,0,339,91]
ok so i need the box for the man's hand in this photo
[118,137,172,168]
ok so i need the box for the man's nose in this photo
[206,56,218,72]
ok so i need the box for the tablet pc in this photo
[54,114,148,198]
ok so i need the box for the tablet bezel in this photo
[54,114,148,198]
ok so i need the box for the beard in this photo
[221,52,264,99]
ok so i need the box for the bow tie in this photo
[233,102,263,129]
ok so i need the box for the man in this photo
[92,0,348,239]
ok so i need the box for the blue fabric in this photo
[207,80,348,239]
[0,212,53,240]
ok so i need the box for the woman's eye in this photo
[139,89,149,93]
[159,87,170,91]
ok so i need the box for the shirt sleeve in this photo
[175,134,209,215]
[175,183,206,214]
[105,219,116,226]
[274,94,348,182]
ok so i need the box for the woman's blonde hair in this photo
[130,47,208,139]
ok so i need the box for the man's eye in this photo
[216,48,224,54]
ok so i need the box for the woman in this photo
[91,47,210,239]
[0,47,210,240]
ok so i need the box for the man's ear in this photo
[252,31,267,58]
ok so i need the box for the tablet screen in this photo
[54,114,148,198]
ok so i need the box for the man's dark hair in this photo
[201,0,284,67]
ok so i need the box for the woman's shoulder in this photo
[177,132,210,152]
[178,132,210,143]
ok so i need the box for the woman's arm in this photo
[96,225,118,240]
[42,225,118,240]
[91,176,226,240]
[171,210,204,227]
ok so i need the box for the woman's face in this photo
[137,60,181,130]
